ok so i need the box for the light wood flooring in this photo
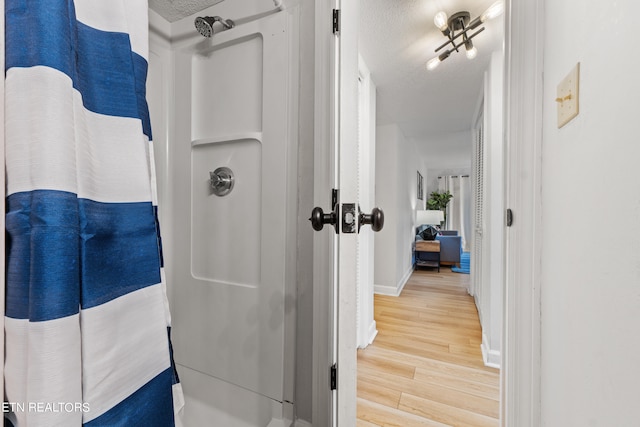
[357,267,500,427]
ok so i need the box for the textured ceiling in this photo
[359,0,504,143]
[149,0,224,22]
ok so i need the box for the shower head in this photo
[194,16,235,38]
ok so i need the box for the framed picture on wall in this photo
[417,171,424,200]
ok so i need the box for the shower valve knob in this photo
[309,207,337,232]
[209,167,234,197]
[359,207,384,232]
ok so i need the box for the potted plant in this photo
[426,190,453,227]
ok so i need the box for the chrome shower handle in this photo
[210,167,234,196]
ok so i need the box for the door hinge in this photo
[330,364,337,390]
[333,9,340,34]
[506,208,513,227]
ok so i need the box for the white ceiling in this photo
[359,0,504,139]
[149,0,224,23]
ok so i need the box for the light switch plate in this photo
[557,62,580,128]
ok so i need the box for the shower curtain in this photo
[5,0,183,425]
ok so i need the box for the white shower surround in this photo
[147,1,300,425]
[149,0,287,23]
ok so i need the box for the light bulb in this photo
[466,46,478,59]
[426,57,441,71]
[434,11,448,31]
[480,0,504,22]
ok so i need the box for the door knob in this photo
[309,206,338,232]
[359,207,384,232]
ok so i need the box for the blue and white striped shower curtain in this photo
[5,0,183,425]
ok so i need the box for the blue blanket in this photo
[452,252,471,274]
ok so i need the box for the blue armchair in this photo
[415,226,462,267]
[436,233,462,266]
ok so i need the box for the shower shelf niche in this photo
[191,132,263,147]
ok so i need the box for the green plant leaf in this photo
[427,190,453,210]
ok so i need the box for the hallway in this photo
[357,268,499,426]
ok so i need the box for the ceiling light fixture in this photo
[426,0,504,71]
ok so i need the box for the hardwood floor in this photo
[357,267,500,427]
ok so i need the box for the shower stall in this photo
[147,1,307,425]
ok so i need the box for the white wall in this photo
[397,130,425,285]
[425,167,471,199]
[356,56,377,348]
[413,130,472,196]
[540,0,640,424]
[415,130,473,170]
[374,125,399,293]
[374,124,425,295]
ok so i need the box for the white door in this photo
[169,11,293,404]
[335,1,361,425]
[312,1,380,425]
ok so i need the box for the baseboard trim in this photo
[373,284,398,296]
[374,265,413,296]
[367,320,378,345]
[481,333,501,369]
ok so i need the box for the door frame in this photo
[334,0,360,424]
[311,0,545,425]
[311,0,359,425]
[501,0,544,425]
[311,0,338,425]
